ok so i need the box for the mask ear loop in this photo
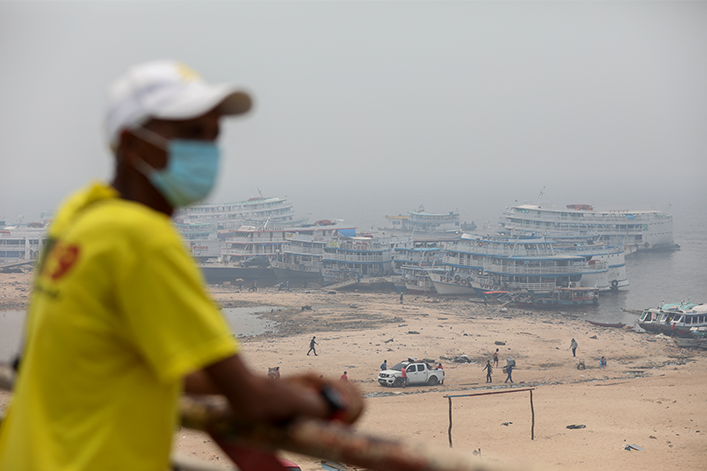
[130,125,169,150]
[128,126,169,177]
[132,157,156,177]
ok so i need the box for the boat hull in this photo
[271,266,322,281]
[428,272,476,296]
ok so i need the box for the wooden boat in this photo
[586,320,625,328]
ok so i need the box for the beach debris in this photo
[577,359,585,370]
[494,341,506,345]
[589,335,598,339]
[649,435,657,439]
[384,338,394,344]
[499,308,508,312]
[500,422,512,426]
[566,424,586,429]
[407,331,420,335]
[472,448,481,456]
[624,444,645,451]
[453,355,471,363]
[301,305,312,311]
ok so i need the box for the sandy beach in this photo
[1,270,705,471]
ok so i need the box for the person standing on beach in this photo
[493,348,499,368]
[307,336,318,356]
[341,371,349,382]
[400,292,404,304]
[380,359,388,371]
[482,360,493,383]
[401,366,408,388]
[0,61,363,471]
[599,356,607,367]
[570,338,578,357]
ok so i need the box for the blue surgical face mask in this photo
[131,127,220,208]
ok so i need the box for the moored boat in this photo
[498,203,679,252]
[428,234,611,297]
[638,302,707,336]
[512,287,599,309]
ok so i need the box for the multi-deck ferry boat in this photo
[270,225,357,281]
[321,236,392,283]
[222,224,353,264]
[428,234,612,304]
[384,205,460,233]
[498,204,678,252]
[176,195,307,230]
[391,238,448,274]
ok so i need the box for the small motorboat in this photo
[586,320,626,328]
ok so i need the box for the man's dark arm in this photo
[186,355,362,424]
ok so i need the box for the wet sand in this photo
[1,271,705,471]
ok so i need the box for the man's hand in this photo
[187,355,364,425]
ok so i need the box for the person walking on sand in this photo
[493,348,499,368]
[483,360,493,383]
[570,338,578,357]
[307,336,318,356]
[599,356,607,367]
[0,60,363,471]
[340,371,349,382]
[504,358,515,383]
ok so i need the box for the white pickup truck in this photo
[377,360,445,387]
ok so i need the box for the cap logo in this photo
[176,63,201,82]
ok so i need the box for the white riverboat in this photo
[428,234,612,298]
[391,238,449,274]
[384,205,460,233]
[498,204,678,252]
[270,225,357,281]
[321,236,392,283]
[176,195,308,230]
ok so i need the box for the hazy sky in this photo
[1,1,706,228]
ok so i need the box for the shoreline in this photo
[1,272,706,471]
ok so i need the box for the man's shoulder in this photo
[76,198,181,252]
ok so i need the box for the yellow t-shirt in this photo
[0,182,238,471]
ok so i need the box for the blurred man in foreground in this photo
[0,60,362,471]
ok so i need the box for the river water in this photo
[588,209,707,325]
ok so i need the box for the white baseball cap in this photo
[105,60,252,149]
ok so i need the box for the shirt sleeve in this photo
[118,242,238,384]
